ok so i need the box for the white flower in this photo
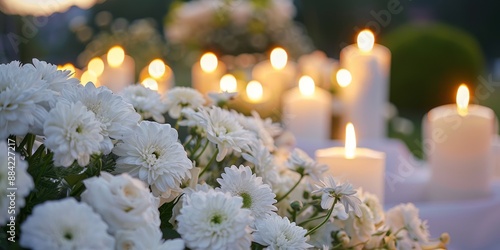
[287,148,328,181]
[115,225,184,250]
[233,110,275,151]
[24,58,80,93]
[177,189,253,250]
[113,121,192,198]
[0,61,52,138]
[164,87,205,118]
[120,85,167,123]
[44,101,103,167]
[207,91,237,106]
[359,190,385,225]
[61,82,141,154]
[20,198,114,250]
[242,141,280,187]
[193,106,254,161]
[81,172,159,233]
[385,203,430,243]
[0,141,34,224]
[217,165,276,219]
[343,203,376,248]
[253,214,312,250]
[312,176,363,217]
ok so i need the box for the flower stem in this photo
[305,197,338,236]
[193,140,210,162]
[199,148,218,178]
[298,215,328,227]
[276,174,304,203]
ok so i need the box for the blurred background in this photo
[1,0,499,157]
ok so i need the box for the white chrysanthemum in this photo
[253,214,312,250]
[44,101,103,167]
[113,121,192,198]
[233,110,275,151]
[81,172,159,233]
[217,165,276,219]
[25,59,80,93]
[61,82,141,154]
[20,198,114,250]
[169,183,214,227]
[0,61,52,138]
[177,189,253,250]
[115,225,184,250]
[193,106,254,161]
[385,203,430,243]
[359,190,385,225]
[287,148,328,181]
[120,85,167,123]
[312,176,363,217]
[207,91,237,106]
[343,203,376,248]
[0,141,34,224]
[242,141,280,188]
[165,87,205,118]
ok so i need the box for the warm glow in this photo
[298,76,315,96]
[357,29,375,53]
[58,63,76,76]
[88,57,104,77]
[345,123,357,159]
[148,59,166,78]
[456,84,470,116]
[220,74,237,92]
[80,71,97,86]
[270,47,287,70]
[336,69,352,88]
[142,77,159,91]
[246,80,263,102]
[200,52,218,73]
[107,46,125,68]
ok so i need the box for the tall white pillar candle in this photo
[99,46,135,93]
[192,52,226,96]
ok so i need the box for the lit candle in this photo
[219,74,237,93]
[99,46,135,93]
[339,30,391,140]
[245,80,264,103]
[425,84,497,201]
[57,63,81,79]
[298,50,338,90]
[316,123,386,202]
[141,77,159,91]
[191,52,226,95]
[139,59,174,94]
[282,76,333,140]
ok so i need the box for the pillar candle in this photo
[139,59,174,95]
[339,30,391,140]
[192,52,226,95]
[99,46,135,93]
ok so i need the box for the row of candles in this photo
[59,29,498,203]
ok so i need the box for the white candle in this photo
[316,123,386,201]
[282,76,332,140]
[99,46,135,93]
[298,50,338,90]
[192,52,226,95]
[139,59,174,95]
[339,30,391,140]
[219,74,238,93]
[425,84,497,201]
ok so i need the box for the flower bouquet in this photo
[0,59,448,249]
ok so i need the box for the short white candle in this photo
[139,59,174,95]
[316,123,386,202]
[282,76,332,140]
[339,30,391,140]
[192,52,226,95]
[99,46,135,93]
[219,74,238,93]
[425,84,497,201]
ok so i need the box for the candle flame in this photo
[107,46,125,68]
[246,80,263,102]
[345,123,356,159]
[148,59,166,79]
[220,74,237,92]
[357,29,375,53]
[336,69,352,88]
[142,77,158,91]
[88,57,104,77]
[270,47,287,70]
[299,75,315,96]
[80,71,97,86]
[456,84,469,116]
[200,52,218,73]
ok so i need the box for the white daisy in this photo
[232,110,275,151]
[207,91,237,106]
[20,198,114,250]
[193,106,254,162]
[43,101,103,167]
[115,225,184,250]
[164,86,205,118]
[359,190,385,225]
[385,203,429,243]
[24,59,80,93]
[217,165,276,219]
[287,148,328,181]
[242,141,280,188]
[0,61,52,138]
[61,82,141,154]
[253,214,312,250]
[113,121,193,198]
[343,203,376,248]
[177,189,253,250]
[312,176,363,217]
[81,172,159,233]
[120,84,167,123]
[0,141,34,224]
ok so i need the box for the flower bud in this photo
[290,201,303,211]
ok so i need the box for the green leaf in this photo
[159,194,183,230]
